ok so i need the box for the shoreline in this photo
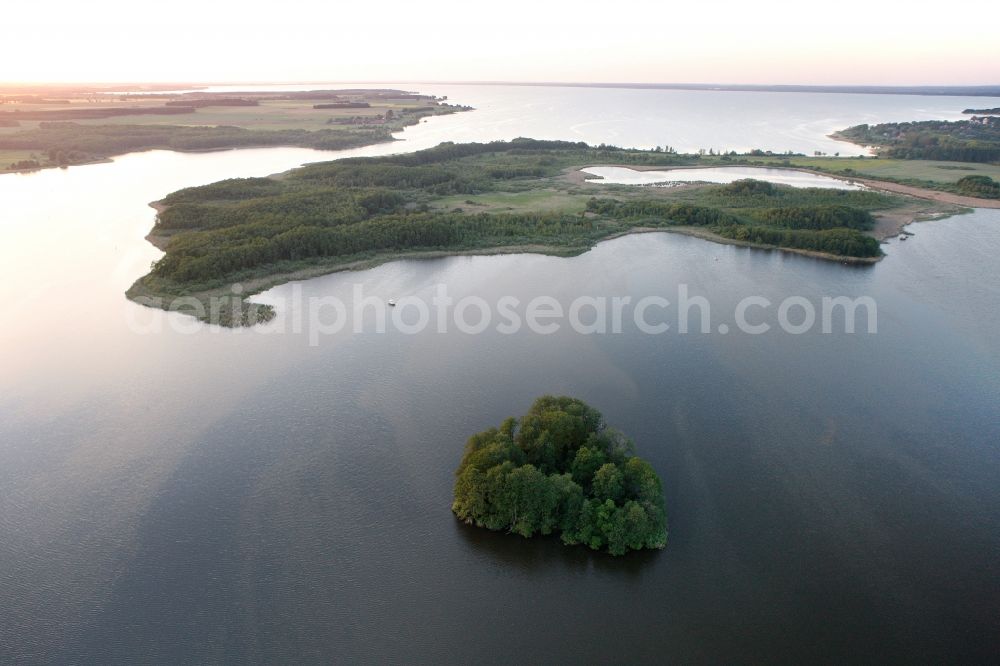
[0,136,404,176]
[129,218,882,326]
[130,156,986,326]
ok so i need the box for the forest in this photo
[836,118,1000,163]
[148,141,890,283]
[585,179,883,257]
[129,139,913,324]
[452,396,668,556]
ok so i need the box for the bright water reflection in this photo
[581,165,862,189]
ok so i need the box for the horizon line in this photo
[3,80,1000,99]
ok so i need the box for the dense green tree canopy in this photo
[837,119,1000,164]
[452,396,667,556]
[126,141,910,325]
[956,175,1000,198]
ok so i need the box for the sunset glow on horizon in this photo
[5,0,999,85]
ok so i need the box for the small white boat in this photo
[388,299,397,306]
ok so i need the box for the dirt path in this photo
[848,176,1000,209]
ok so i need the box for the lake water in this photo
[1,86,999,663]
[582,165,863,189]
[141,81,988,156]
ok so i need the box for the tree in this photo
[592,463,624,503]
[505,464,556,537]
[570,446,606,487]
[956,175,1000,198]
[452,396,668,555]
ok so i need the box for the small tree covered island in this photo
[452,396,667,556]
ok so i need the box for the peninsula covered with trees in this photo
[834,117,1000,164]
[130,139,959,325]
[452,396,667,556]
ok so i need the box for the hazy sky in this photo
[6,0,999,85]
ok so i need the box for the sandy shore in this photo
[844,175,1000,209]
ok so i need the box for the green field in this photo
[767,157,1000,184]
[0,89,467,172]
[433,189,591,214]
[73,99,447,131]
[0,149,44,169]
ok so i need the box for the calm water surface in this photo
[582,165,863,189]
[1,88,999,663]
[159,81,993,155]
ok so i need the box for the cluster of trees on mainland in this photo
[587,180,884,257]
[956,174,1000,198]
[452,396,667,556]
[837,118,1000,164]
